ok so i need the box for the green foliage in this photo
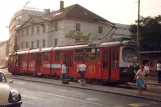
[65,30,91,41]
[129,15,161,51]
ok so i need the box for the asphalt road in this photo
[7,78,161,107]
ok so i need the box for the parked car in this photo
[0,72,22,107]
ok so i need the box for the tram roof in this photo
[100,40,138,47]
[53,45,88,50]
[41,47,53,52]
[29,49,41,53]
[17,50,29,54]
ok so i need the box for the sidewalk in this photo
[1,69,161,102]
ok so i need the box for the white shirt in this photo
[144,66,149,74]
[157,63,161,71]
[62,64,67,73]
[136,69,146,79]
[79,64,87,72]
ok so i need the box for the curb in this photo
[7,76,161,102]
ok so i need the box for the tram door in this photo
[64,51,73,76]
[101,48,110,80]
[110,47,119,80]
[36,53,42,74]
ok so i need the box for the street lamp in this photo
[137,0,140,43]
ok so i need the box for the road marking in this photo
[38,91,109,107]
[86,97,100,101]
[128,103,145,107]
[114,106,125,107]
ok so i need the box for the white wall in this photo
[9,9,44,53]
[17,19,114,49]
[113,23,131,37]
[18,22,50,49]
[53,19,112,45]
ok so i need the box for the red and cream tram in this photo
[8,39,139,83]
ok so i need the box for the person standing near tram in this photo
[144,63,150,82]
[61,62,68,80]
[135,65,146,94]
[79,61,87,86]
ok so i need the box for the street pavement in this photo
[1,68,161,105]
[8,78,161,107]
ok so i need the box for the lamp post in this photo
[137,0,140,43]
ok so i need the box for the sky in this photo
[1,0,161,41]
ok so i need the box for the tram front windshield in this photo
[122,47,139,62]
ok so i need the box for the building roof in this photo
[16,4,115,30]
[43,4,114,25]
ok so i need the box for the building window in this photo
[76,23,80,31]
[26,42,28,48]
[54,23,58,31]
[37,40,39,48]
[21,42,23,48]
[54,39,58,47]
[98,26,103,34]
[43,24,46,33]
[31,41,34,49]
[43,39,45,47]
[26,28,28,36]
[37,26,40,34]
[32,27,34,35]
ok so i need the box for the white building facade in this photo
[16,19,113,49]
[15,2,115,50]
[8,9,45,54]
[113,23,131,37]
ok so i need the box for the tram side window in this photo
[103,50,108,69]
[43,52,48,61]
[19,55,22,65]
[75,49,84,61]
[55,51,61,61]
[30,54,36,61]
[112,49,119,69]
[86,48,100,62]
[9,56,15,63]
[22,55,27,61]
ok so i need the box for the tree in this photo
[65,30,91,41]
[129,15,161,51]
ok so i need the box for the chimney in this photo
[60,0,64,10]
[44,9,50,15]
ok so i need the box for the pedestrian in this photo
[61,62,68,80]
[135,65,146,94]
[156,61,161,83]
[144,63,149,82]
[79,61,87,86]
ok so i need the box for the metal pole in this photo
[137,0,140,42]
